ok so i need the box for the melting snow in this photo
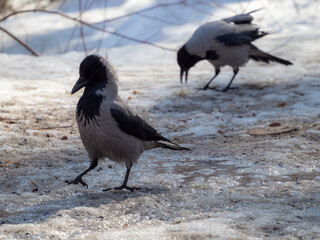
[0,0,320,239]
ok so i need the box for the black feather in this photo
[79,55,109,86]
[216,33,252,45]
[242,29,268,41]
[223,13,253,24]
[216,29,267,46]
[249,44,293,65]
[177,45,203,69]
[77,90,104,126]
[110,109,169,142]
[250,54,293,65]
[205,50,219,61]
[223,9,263,25]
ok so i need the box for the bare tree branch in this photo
[184,2,213,16]
[0,9,176,52]
[64,25,77,53]
[93,1,186,25]
[193,0,235,13]
[292,0,300,14]
[138,13,182,25]
[0,26,39,56]
[78,0,88,55]
[95,0,108,52]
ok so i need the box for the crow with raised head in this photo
[67,55,189,191]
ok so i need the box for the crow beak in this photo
[71,76,89,94]
[180,68,189,84]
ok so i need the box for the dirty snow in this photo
[0,0,320,239]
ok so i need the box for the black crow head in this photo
[72,55,109,94]
[177,45,202,84]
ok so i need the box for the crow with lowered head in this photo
[177,10,293,91]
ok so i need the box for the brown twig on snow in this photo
[0,117,19,122]
[0,26,39,56]
[247,127,299,137]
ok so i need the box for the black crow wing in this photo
[110,108,169,142]
[216,33,252,45]
[223,14,253,24]
[223,10,261,24]
[216,29,267,46]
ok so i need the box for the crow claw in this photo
[65,177,88,188]
[103,185,140,192]
[222,87,237,92]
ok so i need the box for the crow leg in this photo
[202,68,220,90]
[104,165,140,192]
[65,158,98,188]
[223,68,239,92]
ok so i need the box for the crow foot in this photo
[222,86,237,92]
[103,185,140,192]
[199,85,237,92]
[65,176,88,188]
[198,86,217,91]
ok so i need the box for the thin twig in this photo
[248,127,299,137]
[292,0,300,14]
[0,26,39,56]
[138,13,182,25]
[95,0,108,52]
[93,1,185,25]
[0,9,176,52]
[144,26,163,42]
[64,24,77,52]
[184,2,213,16]
[194,0,235,13]
[78,0,87,55]
[270,36,295,52]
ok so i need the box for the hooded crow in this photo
[177,10,293,91]
[67,55,189,191]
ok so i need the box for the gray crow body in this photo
[177,10,293,91]
[67,55,189,191]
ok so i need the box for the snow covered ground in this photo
[0,0,320,239]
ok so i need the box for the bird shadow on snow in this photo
[0,184,169,225]
[151,77,314,117]
[1,76,318,226]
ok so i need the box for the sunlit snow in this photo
[0,0,319,239]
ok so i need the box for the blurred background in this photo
[0,0,318,56]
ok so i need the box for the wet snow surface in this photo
[0,0,320,239]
